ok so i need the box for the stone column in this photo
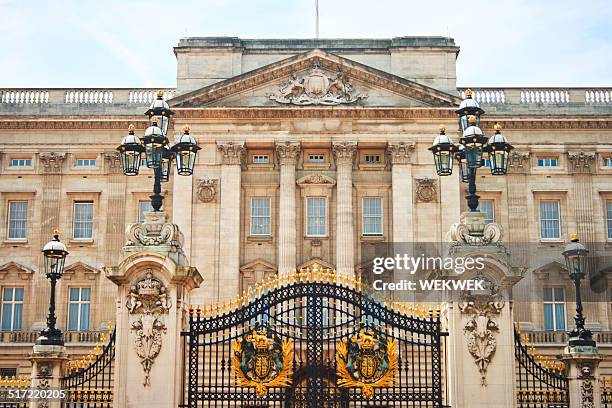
[275,142,300,276]
[332,142,357,275]
[560,351,603,408]
[105,212,203,408]
[217,142,246,298]
[29,344,67,408]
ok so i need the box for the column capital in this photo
[386,142,415,165]
[507,150,531,174]
[332,141,357,166]
[568,151,596,174]
[103,151,122,174]
[275,141,301,166]
[39,152,67,174]
[217,142,246,165]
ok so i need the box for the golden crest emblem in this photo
[336,328,398,398]
[232,327,293,397]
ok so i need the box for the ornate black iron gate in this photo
[514,325,569,407]
[181,271,447,407]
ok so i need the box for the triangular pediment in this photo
[0,261,35,276]
[170,49,461,108]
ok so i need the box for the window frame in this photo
[75,158,97,168]
[607,200,612,241]
[6,201,28,241]
[1,287,24,332]
[537,157,559,167]
[138,200,154,224]
[362,197,383,237]
[9,158,32,168]
[72,201,94,240]
[539,199,562,241]
[252,155,270,164]
[543,287,567,332]
[307,154,326,164]
[67,287,91,332]
[306,197,327,237]
[250,197,272,236]
[478,199,495,225]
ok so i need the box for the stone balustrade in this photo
[522,330,612,345]
[459,87,612,105]
[0,88,175,105]
[0,330,108,344]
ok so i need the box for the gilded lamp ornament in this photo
[336,328,398,398]
[232,327,293,397]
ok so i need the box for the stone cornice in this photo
[0,118,148,130]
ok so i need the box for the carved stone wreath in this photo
[126,271,172,386]
[415,178,437,203]
[196,178,218,203]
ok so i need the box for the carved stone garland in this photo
[126,271,172,386]
[196,178,218,203]
[578,363,595,408]
[458,278,505,386]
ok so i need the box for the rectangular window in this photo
[607,201,612,240]
[603,157,612,167]
[138,200,153,224]
[76,159,96,167]
[252,155,269,164]
[10,159,31,167]
[362,198,383,236]
[73,202,94,240]
[7,201,28,240]
[540,200,561,239]
[1,288,23,331]
[364,154,381,164]
[250,198,271,236]
[308,154,325,163]
[543,288,566,331]
[306,198,326,237]
[67,288,90,331]
[478,200,495,224]
[537,157,558,167]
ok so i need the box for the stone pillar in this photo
[332,142,357,275]
[444,224,524,408]
[29,344,67,408]
[217,142,245,298]
[387,142,415,244]
[275,142,300,276]
[105,212,203,408]
[560,351,603,408]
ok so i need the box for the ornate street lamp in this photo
[562,233,596,348]
[37,230,68,346]
[116,91,201,212]
[430,89,513,212]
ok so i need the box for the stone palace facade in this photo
[0,37,611,378]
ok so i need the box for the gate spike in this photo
[357,275,362,291]
[196,304,201,317]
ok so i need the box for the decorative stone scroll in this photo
[275,142,301,166]
[126,271,172,386]
[414,177,438,203]
[449,212,503,246]
[386,142,415,165]
[125,213,183,248]
[196,178,218,203]
[578,363,595,408]
[332,142,358,166]
[268,61,367,106]
[459,279,505,386]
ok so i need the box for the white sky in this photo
[1,0,610,88]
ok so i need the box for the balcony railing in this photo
[0,330,109,344]
[0,88,175,105]
[522,330,612,345]
[458,88,612,105]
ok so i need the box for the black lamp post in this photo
[562,233,596,348]
[117,91,201,212]
[37,230,68,346]
[429,89,514,211]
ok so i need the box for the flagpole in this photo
[315,0,319,39]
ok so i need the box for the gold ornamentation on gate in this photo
[336,328,398,398]
[232,327,293,397]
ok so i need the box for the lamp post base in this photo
[36,327,64,346]
[568,328,596,349]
